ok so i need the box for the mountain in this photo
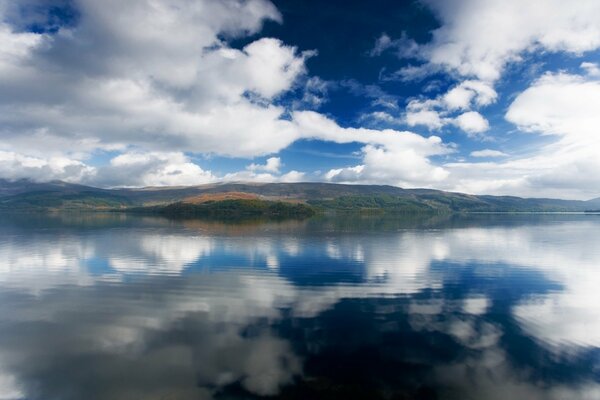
[0,179,103,197]
[585,197,600,209]
[0,179,131,210]
[0,179,596,213]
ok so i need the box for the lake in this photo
[0,213,599,399]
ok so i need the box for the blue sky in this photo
[0,0,599,199]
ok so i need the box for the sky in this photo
[0,0,599,199]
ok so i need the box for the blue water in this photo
[0,213,599,399]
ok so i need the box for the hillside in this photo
[140,199,316,219]
[0,179,597,214]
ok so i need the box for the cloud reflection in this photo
[0,214,598,398]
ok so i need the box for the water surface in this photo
[0,213,599,399]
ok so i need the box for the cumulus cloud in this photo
[247,157,282,173]
[453,111,489,136]
[581,61,600,77]
[442,80,497,110]
[420,0,600,81]
[324,144,449,187]
[364,1,600,198]
[0,0,461,188]
[386,0,600,198]
[443,71,600,199]
[0,151,95,183]
[470,149,507,158]
[92,152,216,188]
[404,83,492,135]
[223,157,305,183]
[292,111,451,187]
[505,72,600,141]
[405,100,446,130]
[382,0,600,147]
[1,0,599,198]
[0,0,309,160]
[0,150,216,187]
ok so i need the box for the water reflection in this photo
[0,213,599,399]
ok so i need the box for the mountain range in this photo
[1,179,599,213]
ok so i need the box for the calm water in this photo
[0,213,599,400]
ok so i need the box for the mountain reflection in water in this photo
[0,213,599,400]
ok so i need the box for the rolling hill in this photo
[0,179,597,214]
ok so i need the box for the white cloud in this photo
[443,80,497,110]
[296,76,330,108]
[324,144,449,187]
[292,111,451,187]
[0,0,310,159]
[421,0,600,81]
[0,369,22,400]
[368,32,419,58]
[443,71,600,199]
[453,111,490,136]
[404,81,494,134]
[247,157,282,173]
[0,150,217,188]
[223,157,305,183]
[369,33,394,57]
[293,111,449,156]
[359,111,399,125]
[382,64,441,82]
[443,86,474,110]
[581,61,600,77]
[93,152,216,188]
[406,108,445,130]
[470,149,507,158]
[0,150,321,188]
[405,98,447,130]
[0,0,461,188]
[506,72,600,141]
[0,151,95,183]
[279,170,306,183]
[389,0,600,150]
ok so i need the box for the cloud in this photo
[470,149,507,158]
[383,64,436,82]
[405,101,446,130]
[443,80,497,110]
[340,79,399,110]
[453,111,489,136]
[404,82,493,135]
[291,111,451,187]
[0,149,311,187]
[0,0,311,159]
[581,61,600,77]
[368,32,419,58]
[324,144,450,187]
[92,152,216,188]
[223,157,305,183]
[443,71,600,199]
[505,72,600,141]
[384,0,600,150]
[0,150,217,188]
[420,0,600,81]
[1,0,598,199]
[0,0,460,188]
[247,157,282,173]
[279,170,306,183]
[0,151,95,183]
[296,76,330,109]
